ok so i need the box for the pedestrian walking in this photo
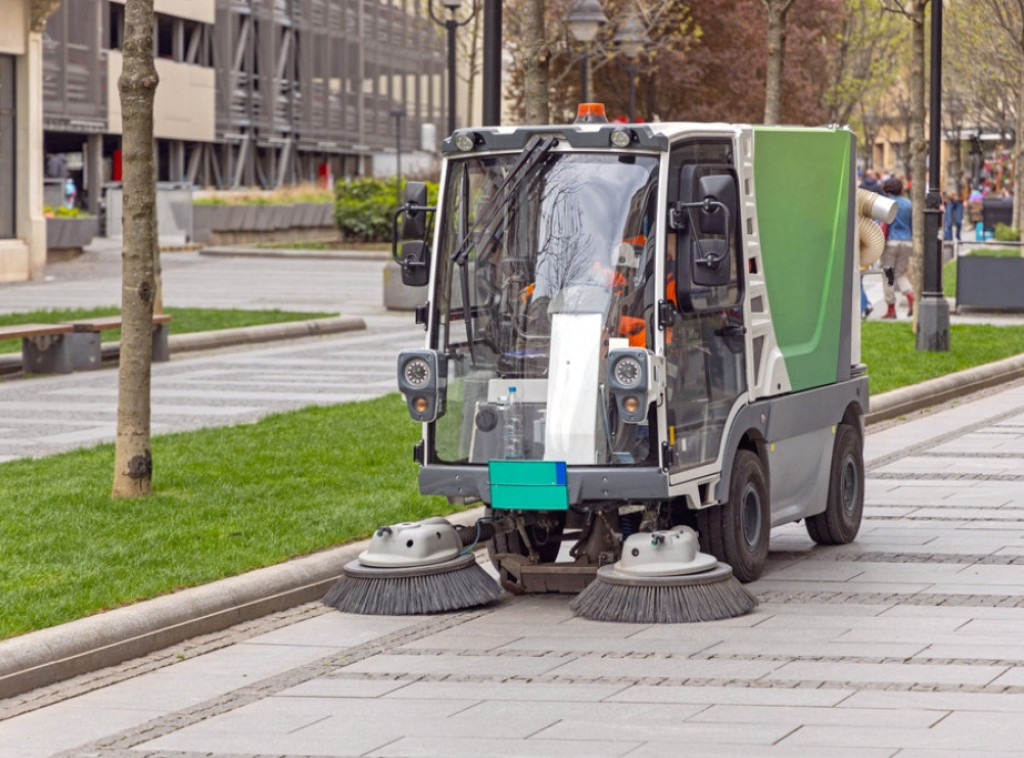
[943,174,966,241]
[879,176,914,319]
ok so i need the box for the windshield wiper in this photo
[451,134,558,366]
[450,134,558,264]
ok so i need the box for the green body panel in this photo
[488,460,569,510]
[753,128,853,391]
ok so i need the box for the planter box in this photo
[46,216,100,261]
[982,197,1014,232]
[956,254,1024,311]
[191,202,335,245]
[383,259,424,311]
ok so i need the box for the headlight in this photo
[606,348,663,424]
[454,132,476,152]
[609,127,634,148]
[403,358,431,387]
[613,355,643,388]
[397,350,447,422]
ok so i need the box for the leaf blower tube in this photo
[857,188,898,268]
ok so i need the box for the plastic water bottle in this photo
[503,386,525,459]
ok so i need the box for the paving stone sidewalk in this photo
[4,240,1024,756]
[0,379,1022,757]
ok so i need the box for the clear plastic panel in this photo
[434,151,660,466]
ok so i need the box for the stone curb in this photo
[0,509,484,700]
[0,316,366,375]
[163,316,366,354]
[865,351,1024,424]
[200,246,390,262]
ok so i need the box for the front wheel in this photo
[806,424,864,545]
[697,449,769,583]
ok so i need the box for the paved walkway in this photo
[2,378,1024,756]
[3,240,1024,756]
[0,241,423,461]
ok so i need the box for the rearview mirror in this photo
[672,165,742,309]
[400,240,430,286]
[401,181,428,239]
[696,174,736,235]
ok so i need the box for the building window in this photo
[0,54,15,239]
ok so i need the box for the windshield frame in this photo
[427,146,665,468]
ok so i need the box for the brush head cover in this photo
[358,518,461,568]
[614,526,718,577]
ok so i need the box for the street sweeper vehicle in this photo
[325,105,895,622]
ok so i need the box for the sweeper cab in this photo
[392,104,877,594]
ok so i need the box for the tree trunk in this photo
[909,0,927,329]
[112,0,159,498]
[762,0,795,125]
[522,0,549,124]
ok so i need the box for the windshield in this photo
[432,150,660,467]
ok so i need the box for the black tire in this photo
[806,423,864,545]
[697,449,769,583]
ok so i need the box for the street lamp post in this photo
[482,0,502,126]
[566,0,608,103]
[428,0,478,137]
[917,0,950,352]
[390,109,405,206]
[613,9,649,122]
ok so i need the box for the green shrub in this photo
[334,177,438,243]
[44,205,88,218]
[994,223,1021,241]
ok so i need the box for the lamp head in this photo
[567,0,608,43]
[614,11,649,60]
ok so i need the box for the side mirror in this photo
[400,240,430,287]
[696,174,736,235]
[690,174,736,288]
[401,181,428,239]
[672,166,741,310]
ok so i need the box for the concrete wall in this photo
[0,1,45,283]
[0,0,26,55]
[106,52,216,142]
[108,0,216,25]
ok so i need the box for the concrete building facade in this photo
[0,0,51,282]
[43,0,449,216]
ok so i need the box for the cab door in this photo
[661,139,747,472]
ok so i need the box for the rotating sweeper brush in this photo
[570,526,757,623]
[323,517,501,615]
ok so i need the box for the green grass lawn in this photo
[0,307,337,355]
[0,396,450,639]
[4,318,1024,638]
[863,321,1024,394]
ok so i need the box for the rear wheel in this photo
[697,449,769,582]
[806,424,864,545]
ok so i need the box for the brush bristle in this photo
[570,570,757,623]
[323,561,501,615]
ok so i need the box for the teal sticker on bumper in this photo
[488,461,569,510]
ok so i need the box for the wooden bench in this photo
[0,323,74,374]
[62,314,172,371]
